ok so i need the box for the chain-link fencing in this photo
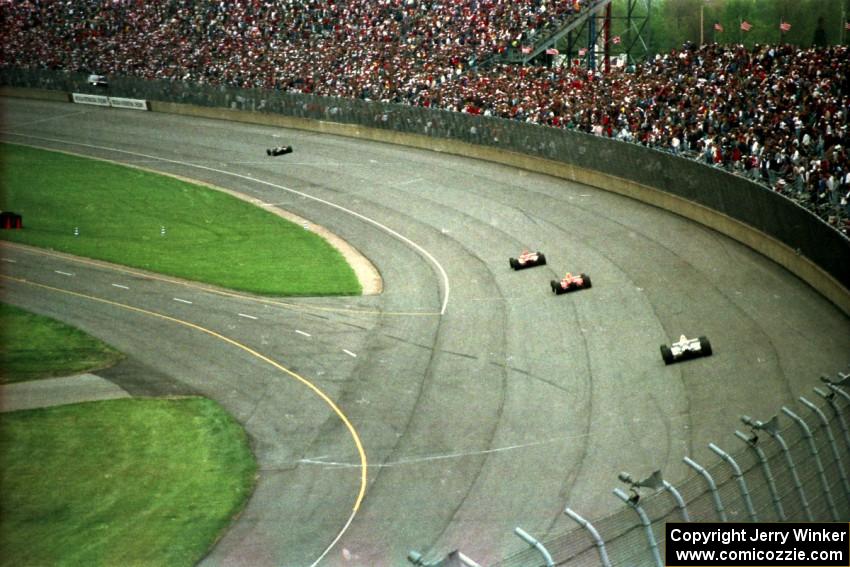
[489,378,850,567]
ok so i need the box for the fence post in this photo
[782,406,840,520]
[514,527,554,567]
[662,480,691,522]
[823,378,850,409]
[708,443,758,521]
[407,551,432,566]
[564,507,613,567]
[798,396,850,503]
[619,470,689,521]
[408,551,482,567]
[815,386,850,453]
[613,489,663,567]
[683,456,727,521]
[734,430,786,520]
[742,415,813,521]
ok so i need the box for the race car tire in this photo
[537,253,547,266]
[550,280,561,294]
[509,258,518,269]
[699,336,713,356]
[660,345,674,365]
[581,273,592,288]
[266,149,272,156]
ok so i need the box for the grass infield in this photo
[0,397,257,566]
[0,302,124,385]
[0,143,360,296]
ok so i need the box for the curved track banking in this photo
[2,98,849,566]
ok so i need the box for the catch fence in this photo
[433,374,850,567]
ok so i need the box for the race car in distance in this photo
[660,335,713,365]
[266,145,293,156]
[550,272,591,294]
[510,250,547,270]
[87,74,108,88]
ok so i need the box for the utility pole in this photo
[700,2,704,45]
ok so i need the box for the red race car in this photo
[550,272,592,294]
[510,250,547,270]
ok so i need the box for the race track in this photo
[2,98,849,566]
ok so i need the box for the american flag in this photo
[740,20,752,32]
[714,22,723,32]
[780,21,791,32]
[545,48,559,55]
[612,35,621,44]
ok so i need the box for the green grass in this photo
[0,303,124,385]
[0,397,257,567]
[0,143,360,296]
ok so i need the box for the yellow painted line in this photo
[0,274,368,562]
[1,242,440,317]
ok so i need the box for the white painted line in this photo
[173,297,193,304]
[6,134,451,315]
[343,349,357,358]
[238,313,258,320]
[54,270,74,276]
[111,283,129,290]
[1,258,17,263]
[295,330,312,337]
[6,108,91,129]
[298,436,564,469]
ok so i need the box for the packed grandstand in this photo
[2,0,848,233]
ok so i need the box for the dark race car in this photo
[266,145,293,156]
[509,250,547,270]
[660,335,713,365]
[550,272,591,294]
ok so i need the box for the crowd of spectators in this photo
[429,43,849,232]
[1,1,848,232]
[0,0,591,97]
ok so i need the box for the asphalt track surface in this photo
[2,98,849,566]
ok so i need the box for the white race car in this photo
[87,74,108,87]
[661,335,712,364]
